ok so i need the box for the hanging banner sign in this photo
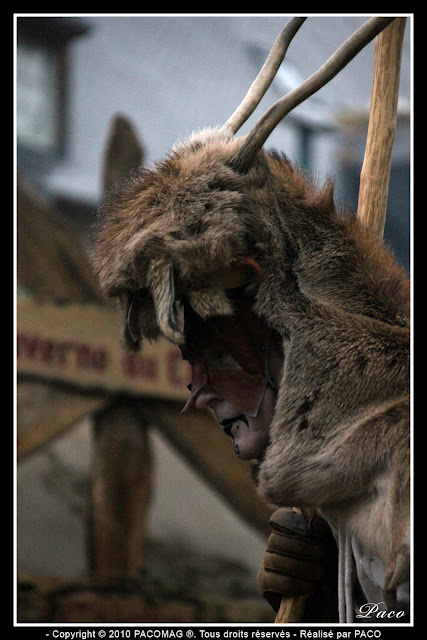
[16,297,190,402]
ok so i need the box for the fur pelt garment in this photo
[92,127,410,610]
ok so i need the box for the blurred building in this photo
[17,15,411,269]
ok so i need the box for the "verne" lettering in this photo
[17,333,107,371]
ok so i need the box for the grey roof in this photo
[42,14,411,203]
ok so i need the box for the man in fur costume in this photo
[92,126,409,622]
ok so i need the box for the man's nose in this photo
[193,384,223,409]
[181,376,223,413]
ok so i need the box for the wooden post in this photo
[92,402,152,577]
[357,18,406,237]
[90,116,150,579]
[275,17,407,624]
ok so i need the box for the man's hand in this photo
[257,508,337,614]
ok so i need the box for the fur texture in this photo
[92,128,410,610]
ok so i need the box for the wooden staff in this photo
[357,18,407,237]
[275,17,407,624]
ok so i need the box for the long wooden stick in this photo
[357,18,406,237]
[276,591,309,623]
[275,17,406,625]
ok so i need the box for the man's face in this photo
[180,299,283,460]
[187,370,277,460]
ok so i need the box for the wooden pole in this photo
[90,116,151,579]
[275,17,406,624]
[276,592,309,623]
[357,18,406,237]
[92,402,152,577]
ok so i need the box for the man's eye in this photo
[209,352,242,370]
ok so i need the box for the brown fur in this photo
[92,127,410,609]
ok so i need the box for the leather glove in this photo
[257,508,337,614]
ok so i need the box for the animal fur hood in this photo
[93,125,408,342]
[92,125,409,516]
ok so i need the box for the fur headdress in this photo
[92,128,347,349]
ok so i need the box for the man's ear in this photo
[204,256,264,291]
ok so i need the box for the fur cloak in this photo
[92,127,410,617]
